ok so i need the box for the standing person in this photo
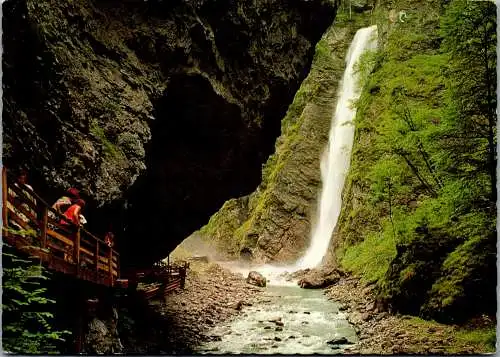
[104,231,115,248]
[49,188,80,223]
[60,199,86,263]
[60,199,86,228]
[51,188,80,215]
[7,169,37,229]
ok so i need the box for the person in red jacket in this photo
[60,199,86,227]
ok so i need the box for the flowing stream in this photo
[196,25,378,354]
[198,285,357,354]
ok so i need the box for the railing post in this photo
[2,166,8,231]
[40,207,48,249]
[180,262,187,289]
[95,241,99,282]
[116,255,120,279]
[108,248,113,286]
[74,228,81,275]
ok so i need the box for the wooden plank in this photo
[164,283,180,293]
[40,207,48,248]
[95,241,99,281]
[80,237,96,248]
[4,167,121,288]
[47,229,74,246]
[143,286,160,299]
[78,248,117,270]
[47,255,76,275]
[96,262,118,276]
[74,229,80,276]
[47,216,74,235]
[80,246,95,258]
[164,279,181,295]
[47,241,69,254]
[8,199,38,224]
[108,248,113,286]
[7,208,32,230]
[2,167,8,227]
[81,255,94,266]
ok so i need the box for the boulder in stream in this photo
[327,337,354,345]
[246,271,267,287]
[297,266,344,289]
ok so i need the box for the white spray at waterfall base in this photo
[218,26,379,284]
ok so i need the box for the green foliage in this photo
[336,0,497,322]
[341,228,396,283]
[198,198,249,256]
[353,49,380,91]
[452,326,497,353]
[2,243,71,353]
[439,0,497,201]
[396,316,496,354]
[89,120,121,158]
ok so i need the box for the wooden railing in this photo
[128,261,189,300]
[2,167,120,287]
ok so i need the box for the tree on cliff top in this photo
[439,0,497,202]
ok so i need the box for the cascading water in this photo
[296,25,378,270]
[197,26,379,354]
[217,25,379,284]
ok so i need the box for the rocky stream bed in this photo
[119,261,264,354]
[325,277,495,355]
[119,262,495,354]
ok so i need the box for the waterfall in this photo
[296,25,378,269]
[218,25,378,284]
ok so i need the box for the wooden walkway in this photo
[126,260,189,300]
[2,167,189,295]
[2,167,120,287]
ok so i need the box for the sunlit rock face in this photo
[2,0,339,267]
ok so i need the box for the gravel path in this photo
[325,276,494,354]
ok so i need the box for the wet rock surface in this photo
[297,266,345,289]
[246,271,267,287]
[325,276,494,354]
[84,317,123,355]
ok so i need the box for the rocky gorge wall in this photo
[183,3,375,263]
[181,0,496,326]
[2,0,339,266]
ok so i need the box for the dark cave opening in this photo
[122,74,266,267]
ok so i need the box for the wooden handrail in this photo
[74,228,81,272]
[7,179,76,228]
[3,167,120,286]
[5,169,119,257]
[40,207,48,248]
[108,248,113,286]
[95,241,99,281]
[2,167,8,227]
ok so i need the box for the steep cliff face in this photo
[3,0,338,266]
[335,0,497,323]
[185,9,373,263]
